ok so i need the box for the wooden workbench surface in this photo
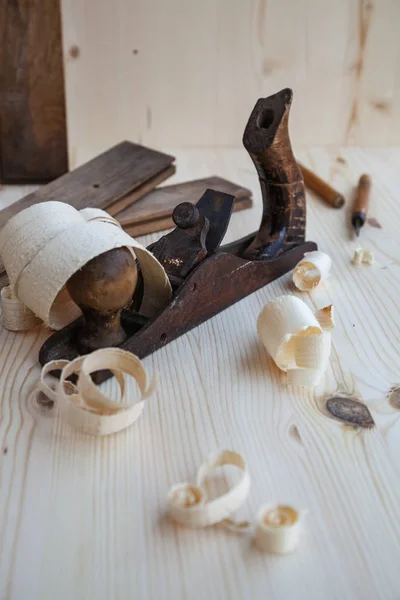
[1,148,400,600]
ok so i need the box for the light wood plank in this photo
[1,149,400,599]
[60,0,400,155]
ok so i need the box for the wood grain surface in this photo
[0,0,68,182]
[117,175,252,236]
[122,195,252,237]
[59,0,400,158]
[0,142,175,231]
[1,148,400,600]
[108,165,176,217]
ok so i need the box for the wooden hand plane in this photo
[39,88,317,382]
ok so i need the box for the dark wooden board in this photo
[116,176,253,233]
[0,175,251,288]
[0,0,68,182]
[123,195,252,237]
[108,165,176,216]
[0,141,175,231]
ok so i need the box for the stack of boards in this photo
[0,141,252,289]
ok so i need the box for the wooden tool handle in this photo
[353,174,372,215]
[242,88,306,259]
[298,163,345,208]
[66,247,138,352]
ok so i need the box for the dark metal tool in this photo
[39,88,317,382]
[351,174,372,236]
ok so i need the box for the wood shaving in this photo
[293,332,329,369]
[362,249,375,265]
[168,450,251,529]
[292,251,331,291]
[257,296,333,387]
[314,305,334,329]
[352,248,364,265]
[352,248,375,265]
[0,202,172,331]
[168,451,306,553]
[1,285,42,331]
[255,504,306,554]
[38,348,157,436]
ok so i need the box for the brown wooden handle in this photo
[298,163,345,208]
[353,174,372,215]
[242,88,306,259]
[66,247,138,352]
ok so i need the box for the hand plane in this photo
[39,88,317,382]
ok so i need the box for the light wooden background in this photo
[1,147,400,599]
[60,0,400,162]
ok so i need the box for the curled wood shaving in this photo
[287,336,330,387]
[168,450,251,529]
[257,296,333,387]
[292,251,332,291]
[39,348,157,436]
[168,451,306,553]
[352,248,364,265]
[294,332,328,369]
[79,208,122,227]
[255,504,306,554]
[1,285,42,331]
[362,249,375,265]
[0,202,172,331]
[352,248,375,265]
[314,305,334,330]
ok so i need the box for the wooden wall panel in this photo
[356,0,400,145]
[0,0,68,182]
[60,0,400,164]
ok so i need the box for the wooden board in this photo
[107,165,176,216]
[117,176,253,236]
[60,0,400,157]
[0,141,175,232]
[1,148,400,599]
[0,0,68,182]
[123,197,252,237]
